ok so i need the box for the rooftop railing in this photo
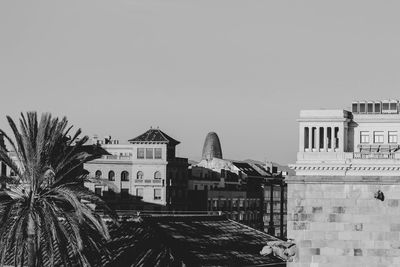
[353,152,396,159]
[101,155,132,160]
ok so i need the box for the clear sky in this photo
[1,1,400,164]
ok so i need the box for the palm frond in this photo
[0,112,114,266]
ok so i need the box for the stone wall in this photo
[287,176,400,267]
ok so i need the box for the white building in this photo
[84,128,188,210]
[291,100,400,176]
[287,100,400,267]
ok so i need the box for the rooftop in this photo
[4,215,286,266]
[232,162,265,177]
[128,128,180,145]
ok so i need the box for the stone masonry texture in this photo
[287,176,400,267]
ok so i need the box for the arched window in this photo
[136,171,144,180]
[108,171,115,181]
[121,171,129,181]
[95,170,102,178]
[154,171,162,179]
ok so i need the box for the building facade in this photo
[288,100,400,267]
[187,132,287,237]
[84,128,188,211]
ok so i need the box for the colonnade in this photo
[302,126,340,152]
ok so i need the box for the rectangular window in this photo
[374,131,384,143]
[146,148,153,159]
[359,103,366,113]
[383,102,389,111]
[367,103,373,113]
[94,187,102,196]
[390,102,397,111]
[374,103,381,113]
[360,131,369,143]
[137,148,144,159]
[136,188,143,197]
[213,200,218,208]
[352,103,358,113]
[154,189,161,200]
[389,131,398,143]
[154,148,162,159]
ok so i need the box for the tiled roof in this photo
[144,215,285,266]
[3,215,285,267]
[128,128,180,145]
[232,162,264,177]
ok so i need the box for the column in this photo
[315,127,320,151]
[337,127,342,152]
[308,127,312,152]
[299,126,305,152]
[324,126,328,152]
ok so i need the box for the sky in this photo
[1,1,400,164]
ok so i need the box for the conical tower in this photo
[201,132,223,160]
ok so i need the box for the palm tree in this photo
[0,112,114,266]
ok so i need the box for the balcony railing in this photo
[101,155,132,160]
[353,152,396,159]
[134,179,163,184]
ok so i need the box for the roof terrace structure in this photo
[291,100,400,176]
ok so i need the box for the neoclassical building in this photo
[84,128,188,210]
[288,100,400,267]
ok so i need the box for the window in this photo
[154,148,162,159]
[390,102,397,111]
[136,188,143,197]
[108,171,115,181]
[121,171,129,181]
[374,131,384,143]
[137,148,144,159]
[360,131,369,143]
[137,171,144,179]
[154,171,162,179]
[95,170,102,178]
[374,103,381,113]
[367,103,373,113]
[359,103,366,113]
[95,187,102,196]
[389,131,398,143]
[383,102,389,111]
[352,103,358,113]
[154,189,161,200]
[146,148,153,159]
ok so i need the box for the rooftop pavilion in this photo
[352,100,400,114]
[291,100,400,176]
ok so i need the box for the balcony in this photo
[297,150,400,166]
[353,152,396,159]
[134,179,163,185]
[102,155,132,160]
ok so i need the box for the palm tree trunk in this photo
[27,214,36,267]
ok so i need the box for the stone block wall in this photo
[287,176,400,267]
